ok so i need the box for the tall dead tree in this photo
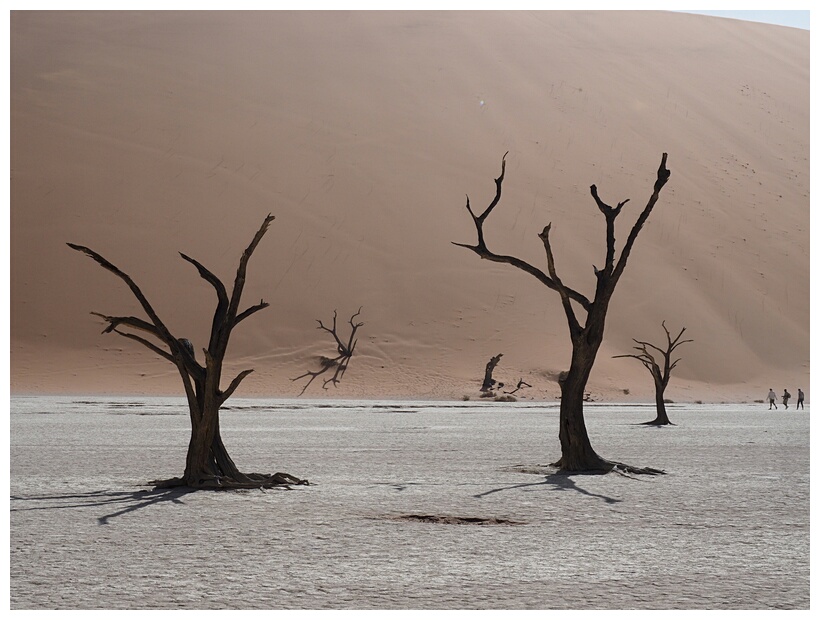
[293,308,363,395]
[614,321,692,425]
[68,214,308,490]
[456,153,671,474]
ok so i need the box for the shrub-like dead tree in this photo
[68,214,308,490]
[456,153,671,474]
[504,378,532,396]
[614,321,692,425]
[293,308,363,395]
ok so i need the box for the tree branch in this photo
[345,307,364,355]
[611,153,671,284]
[454,154,592,311]
[538,223,582,337]
[664,322,693,352]
[67,243,176,344]
[90,312,160,337]
[220,369,254,404]
[111,328,175,363]
[179,252,230,351]
[226,214,275,328]
[631,338,668,359]
[179,253,229,307]
[317,310,346,354]
[70,246,204,381]
[235,300,270,326]
[89,312,178,364]
[590,185,629,274]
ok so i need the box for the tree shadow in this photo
[474,472,622,504]
[10,487,195,525]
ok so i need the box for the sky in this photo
[2,6,812,30]
[675,10,809,30]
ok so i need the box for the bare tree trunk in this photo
[481,353,503,392]
[183,407,243,485]
[650,381,672,425]
[556,364,606,471]
[552,312,612,470]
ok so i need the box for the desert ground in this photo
[9,11,809,403]
[10,396,810,609]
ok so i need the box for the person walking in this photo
[782,389,791,410]
[768,388,778,410]
[797,388,804,410]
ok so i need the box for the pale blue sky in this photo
[675,10,809,30]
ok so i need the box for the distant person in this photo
[797,388,804,410]
[768,389,777,410]
[782,389,791,409]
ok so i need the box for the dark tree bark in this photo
[614,321,693,425]
[481,353,503,392]
[455,153,671,474]
[68,214,308,490]
[293,308,363,395]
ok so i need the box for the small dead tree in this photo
[614,321,693,425]
[293,308,363,395]
[68,214,308,490]
[481,353,504,392]
[504,378,532,396]
[456,152,671,474]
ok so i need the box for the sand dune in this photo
[10,11,809,401]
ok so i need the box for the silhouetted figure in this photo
[768,389,777,410]
[797,389,804,410]
[782,389,791,410]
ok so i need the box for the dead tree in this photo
[504,378,532,396]
[481,353,504,392]
[293,308,363,395]
[68,214,308,490]
[614,321,693,425]
[456,152,671,474]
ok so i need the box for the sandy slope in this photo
[9,11,809,401]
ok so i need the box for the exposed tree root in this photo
[641,419,676,426]
[549,456,665,476]
[608,461,666,476]
[149,471,309,490]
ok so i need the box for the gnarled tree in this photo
[456,153,671,474]
[293,308,363,395]
[614,321,692,425]
[68,214,308,490]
